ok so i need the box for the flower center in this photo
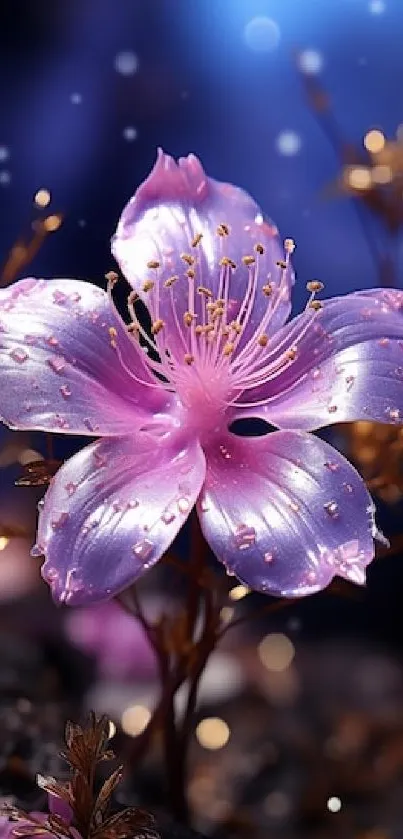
[108,226,324,428]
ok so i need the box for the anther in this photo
[105,270,119,286]
[108,326,118,348]
[254,243,265,255]
[127,322,139,334]
[142,279,155,292]
[276,260,287,269]
[195,325,203,336]
[219,257,237,269]
[181,253,195,266]
[191,233,203,247]
[183,311,196,327]
[147,260,160,269]
[306,280,324,292]
[128,291,139,304]
[197,286,213,298]
[164,275,179,287]
[184,353,194,365]
[242,255,255,265]
[212,307,225,321]
[258,334,269,347]
[186,268,196,279]
[223,342,235,357]
[284,238,296,254]
[230,321,242,334]
[308,300,323,311]
[217,223,230,237]
[262,284,273,297]
[287,347,298,360]
[151,319,164,335]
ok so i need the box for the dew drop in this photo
[234,523,256,550]
[126,499,139,510]
[324,461,340,472]
[343,482,354,494]
[178,496,190,514]
[287,498,300,513]
[60,383,72,399]
[52,290,68,305]
[162,508,176,525]
[65,482,77,496]
[51,512,69,530]
[264,551,274,563]
[324,501,339,518]
[10,348,29,363]
[132,539,153,563]
[46,336,59,347]
[47,356,66,374]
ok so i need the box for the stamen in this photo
[108,326,118,348]
[105,271,119,286]
[308,300,323,311]
[197,286,214,298]
[151,319,164,335]
[306,280,324,292]
[284,238,296,254]
[258,334,268,347]
[219,257,237,269]
[184,353,194,365]
[242,255,255,265]
[142,279,155,292]
[191,233,203,247]
[254,243,265,255]
[262,284,273,297]
[217,223,230,237]
[164,275,179,288]
[147,260,160,269]
[181,253,195,266]
[223,342,235,356]
[183,311,196,327]
[186,268,196,279]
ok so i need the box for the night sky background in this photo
[1,0,403,635]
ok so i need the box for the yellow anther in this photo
[184,353,194,365]
[276,259,287,269]
[142,279,155,292]
[230,321,242,334]
[219,257,237,269]
[308,300,323,311]
[197,286,213,298]
[183,311,195,327]
[195,325,203,336]
[147,260,160,269]
[306,280,324,292]
[186,268,196,280]
[191,233,203,247]
[181,253,195,265]
[128,291,139,304]
[217,223,230,237]
[258,334,269,347]
[164,275,179,287]
[105,270,119,285]
[287,347,298,360]
[284,238,296,254]
[222,326,230,337]
[223,342,235,357]
[254,243,265,255]
[212,307,225,321]
[242,255,255,265]
[206,302,216,313]
[262,284,273,297]
[215,298,226,307]
[151,318,164,335]
[108,326,118,348]
[127,322,139,334]
[203,324,215,334]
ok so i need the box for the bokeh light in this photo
[114,51,139,76]
[369,0,385,13]
[123,126,138,142]
[244,17,280,53]
[0,146,9,162]
[298,49,324,75]
[276,131,301,156]
[196,717,230,750]
[229,584,249,601]
[327,796,342,813]
[0,171,11,185]
[371,164,392,184]
[364,129,385,153]
[258,633,295,671]
[44,214,62,232]
[70,92,82,105]
[347,166,372,190]
[34,188,51,208]
[0,537,9,552]
[121,705,151,736]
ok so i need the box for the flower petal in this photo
[112,150,294,357]
[198,430,377,596]
[37,431,206,605]
[233,289,403,430]
[0,278,172,435]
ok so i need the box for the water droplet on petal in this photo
[10,348,29,363]
[162,508,176,525]
[178,496,190,514]
[264,551,274,563]
[132,539,153,563]
[324,501,339,518]
[324,461,340,472]
[47,356,66,374]
[51,512,69,530]
[234,524,256,550]
[60,383,71,398]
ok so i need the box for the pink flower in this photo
[1,150,403,605]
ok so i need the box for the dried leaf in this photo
[15,459,61,487]
[95,808,160,839]
[90,767,123,828]
[46,815,74,839]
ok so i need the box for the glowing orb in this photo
[114,51,139,76]
[276,131,301,156]
[244,17,280,53]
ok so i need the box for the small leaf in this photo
[91,767,123,827]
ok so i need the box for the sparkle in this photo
[276,131,301,157]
